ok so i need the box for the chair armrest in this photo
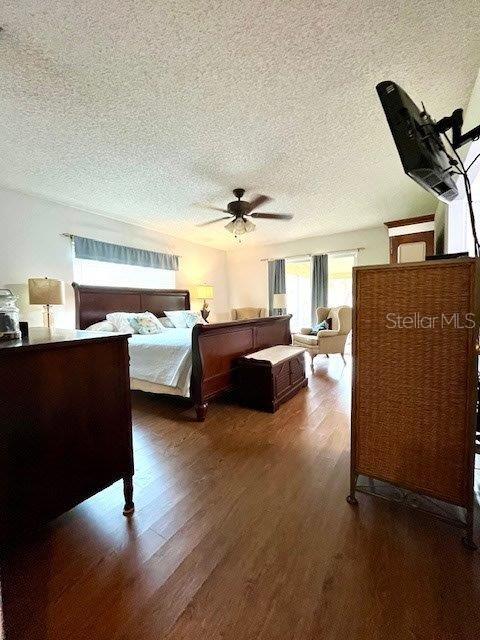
[317,329,340,337]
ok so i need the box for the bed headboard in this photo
[72,283,190,329]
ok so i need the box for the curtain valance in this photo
[73,236,179,271]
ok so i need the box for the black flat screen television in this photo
[376,81,458,202]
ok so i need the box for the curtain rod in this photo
[260,247,365,262]
[60,233,182,258]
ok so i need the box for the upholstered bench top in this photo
[244,345,305,366]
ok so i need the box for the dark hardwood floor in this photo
[3,356,480,640]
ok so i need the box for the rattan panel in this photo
[352,260,478,507]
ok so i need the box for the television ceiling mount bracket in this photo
[432,108,480,150]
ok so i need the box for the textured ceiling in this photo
[1,1,480,250]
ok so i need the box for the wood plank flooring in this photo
[2,356,480,640]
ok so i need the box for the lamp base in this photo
[200,300,210,323]
[42,305,54,329]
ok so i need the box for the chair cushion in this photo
[300,321,329,336]
[244,345,305,365]
[292,334,319,346]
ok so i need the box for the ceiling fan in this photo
[196,188,293,237]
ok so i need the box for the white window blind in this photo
[73,258,176,289]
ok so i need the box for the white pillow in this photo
[106,312,138,333]
[158,316,175,328]
[86,320,116,332]
[183,310,206,328]
[164,310,189,329]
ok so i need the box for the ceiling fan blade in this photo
[249,212,293,220]
[247,194,272,211]
[193,203,229,213]
[196,216,232,227]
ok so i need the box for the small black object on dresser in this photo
[19,321,29,339]
[0,328,134,540]
[237,345,308,412]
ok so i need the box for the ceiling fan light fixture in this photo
[233,218,247,235]
[225,217,256,237]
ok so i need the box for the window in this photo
[328,253,355,307]
[446,138,480,256]
[73,258,176,289]
[285,257,311,332]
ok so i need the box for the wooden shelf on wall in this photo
[384,214,435,264]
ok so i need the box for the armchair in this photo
[231,307,267,321]
[292,306,352,370]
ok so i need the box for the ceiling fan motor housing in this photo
[227,198,249,216]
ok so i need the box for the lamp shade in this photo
[225,218,256,235]
[272,293,287,309]
[193,284,214,300]
[28,278,65,305]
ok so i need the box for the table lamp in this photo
[28,277,65,328]
[193,284,214,321]
[272,293,287,313]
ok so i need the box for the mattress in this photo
[127,329,192,398]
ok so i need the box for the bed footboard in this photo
[191,315,292,420]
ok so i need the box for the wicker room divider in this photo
[348,257,480,549]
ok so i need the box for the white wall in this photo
[0,187,230,327]
[227,226,389,310]
[445,68,480,254]
[0,186,389,326]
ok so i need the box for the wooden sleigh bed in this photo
[72,283,291,420]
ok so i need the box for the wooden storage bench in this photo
[237,345,307,412]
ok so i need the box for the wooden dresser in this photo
[0,328,134,539]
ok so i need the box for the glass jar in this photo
[0,289,21,341]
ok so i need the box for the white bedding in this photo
[128,328,192,397]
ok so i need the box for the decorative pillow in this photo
[303,320,329,335]
[313,320,329,333]
[106,312,139,333]
[129,312,163,335]
[86,320,116,332]
[158,316,175,328]
[164,310,189,328]
[183,310,206,328]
